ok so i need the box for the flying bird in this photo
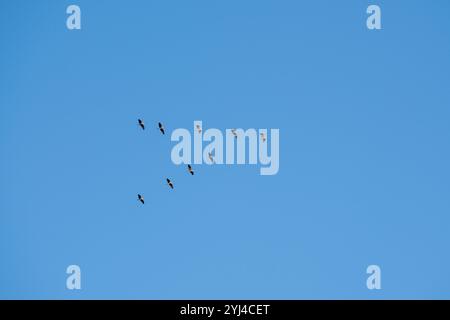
[208,152,215,164]
[137,194,145,204]
[166,178,174,189]
[158,122,165,135]
[196,124,202,134]
[187,164,194,175]
[138,119,145,130]
[260,132,266,142]
[231,129,237,138]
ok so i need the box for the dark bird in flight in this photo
[231,129,238,138]
[196,124,202,134]
[158,122,165,135]
[260,132,266,142]
[208,152,215,164]
[187,164,194,175]
[138,119,145,130]
[137,194,145,204]
[166,178,174,189]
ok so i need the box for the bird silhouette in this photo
[260,132,266,142]
[138,119,145,130]
[208,152,215,164]
[196,124,202,134]
[231,129,237,138]
[166,178,174,189]
[137,194,145,204]
[187,164,194,175]
[158,122,165,135]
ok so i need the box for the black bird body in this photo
[158,122,165,135]
[208,152,215,164]
[138,119,145,130]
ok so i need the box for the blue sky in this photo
[1,0,450,299]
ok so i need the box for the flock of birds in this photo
[136,119,181,205]
[135,118,267,204]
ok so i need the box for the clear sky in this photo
[1,0,450,299]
